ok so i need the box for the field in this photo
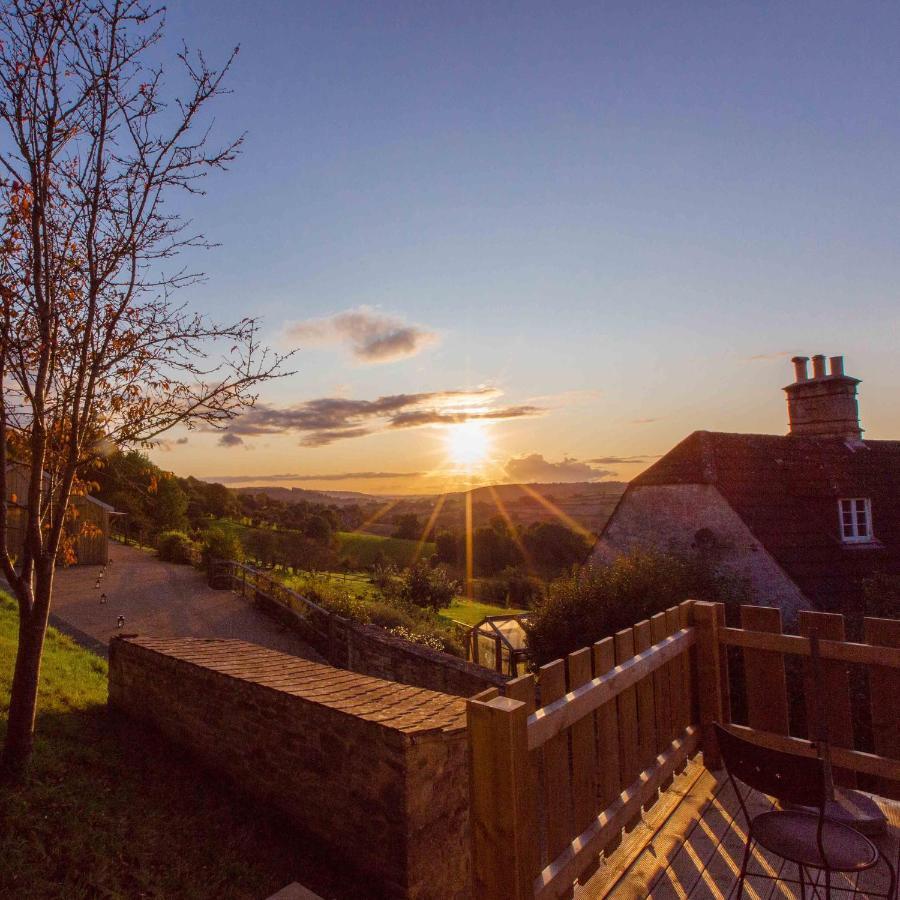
[439,597,526,626]
[275,569,517,633]
[335,531,434,567]
[0,595,356,899]
[207,518,433,569]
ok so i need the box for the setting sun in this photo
[445,420,491,469]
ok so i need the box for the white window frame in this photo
[838,498,873,543]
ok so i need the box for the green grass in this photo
[335,531,434,567]
[439,597,526,626]
[0,594,354,899]
[279,569,382,602]
[206,517,434,570]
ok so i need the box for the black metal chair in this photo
[714,724,897,899]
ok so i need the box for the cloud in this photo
[630,418,658,425]
[218,432,244,447]
[222,386,542,446]
[745,350,794,362]
[205,471,422,484]
[176,437,189,445]
[285,306,438,364]
[589,454,660,464]
[504,454,615,484]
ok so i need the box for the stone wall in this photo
[252,589,509,697]
[108,636,471,899]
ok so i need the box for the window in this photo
[838,498,873,543]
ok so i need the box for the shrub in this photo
[157,530,197,564]
[500,566,544,609]
[201,526,243,571]
[365,601,415,631]
[398,564,460,611]
[526,548,750,667]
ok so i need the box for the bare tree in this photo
[0,0,288,777]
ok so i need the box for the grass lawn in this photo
[0,594,358,899]
[439,597,526,627]
[279,569,383,602]
[207,517,434,569]
[335,531,434,567]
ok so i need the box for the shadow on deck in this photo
[588,759,899,899]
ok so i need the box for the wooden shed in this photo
[4,463,115,566]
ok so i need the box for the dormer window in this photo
[839,498,872,543]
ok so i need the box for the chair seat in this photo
[751,810,879,872]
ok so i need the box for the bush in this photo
[526,548,750,667]
[501,567,544,609]
[398,563,460,611]
[157,530,197,564]
[365,600,415,631]
[201,526,243,571]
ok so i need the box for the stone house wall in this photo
[594,483,812,624]
[108,635,471,899]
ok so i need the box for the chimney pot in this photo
[829,355,844,377]
[791,356,810,382]
[812,354,827,379]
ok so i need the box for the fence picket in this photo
[614,627,640,829]
[567,648,597,840]
[741,605,789,735]
[650,612,673,754]
[633,619,657,779]
[798,611,856,788]
[539,659,573,863]
[864,616,900,800]
[592,636,621,815]
[506,674,541,878]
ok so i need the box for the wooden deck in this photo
[577,758,899,899]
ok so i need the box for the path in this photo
[49,541,323,662]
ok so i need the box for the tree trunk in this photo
[1,571,52,780]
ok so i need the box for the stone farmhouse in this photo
[593,354,900,622]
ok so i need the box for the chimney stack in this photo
[784,353,862,439]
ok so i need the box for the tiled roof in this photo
[122,636,467,735]
[631,431,900,612]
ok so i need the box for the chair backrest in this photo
[714,724,826,808]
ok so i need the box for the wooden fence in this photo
[467,599,706,899]
[715,606,900,800]
[467,601,900,899]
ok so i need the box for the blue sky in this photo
[153,2,900,491]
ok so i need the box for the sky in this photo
[148,2,900,494]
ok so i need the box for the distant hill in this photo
[233,485,373,507]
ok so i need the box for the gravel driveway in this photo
[48,541,323,662]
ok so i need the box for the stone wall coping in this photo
[115,636,467,737]
[346,620,510,686]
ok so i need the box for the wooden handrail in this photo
[719,625,900,668]
[724,723,900,782]
[526,628,696,751]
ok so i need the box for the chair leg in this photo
[799,864,806,900]
[736,835,752,899]
[825,866,831,900]
[883,851,896,900]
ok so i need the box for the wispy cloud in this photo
[744,350,795,362]
[589,454,659,464]
[218,432,244,448]
[217,387,543,447]
[206,471,422,484]
[285,306,438,364]
[630,418,658,425]
[504,454,615,484]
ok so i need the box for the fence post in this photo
[467,694,533,900]
[691,601,724,769]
